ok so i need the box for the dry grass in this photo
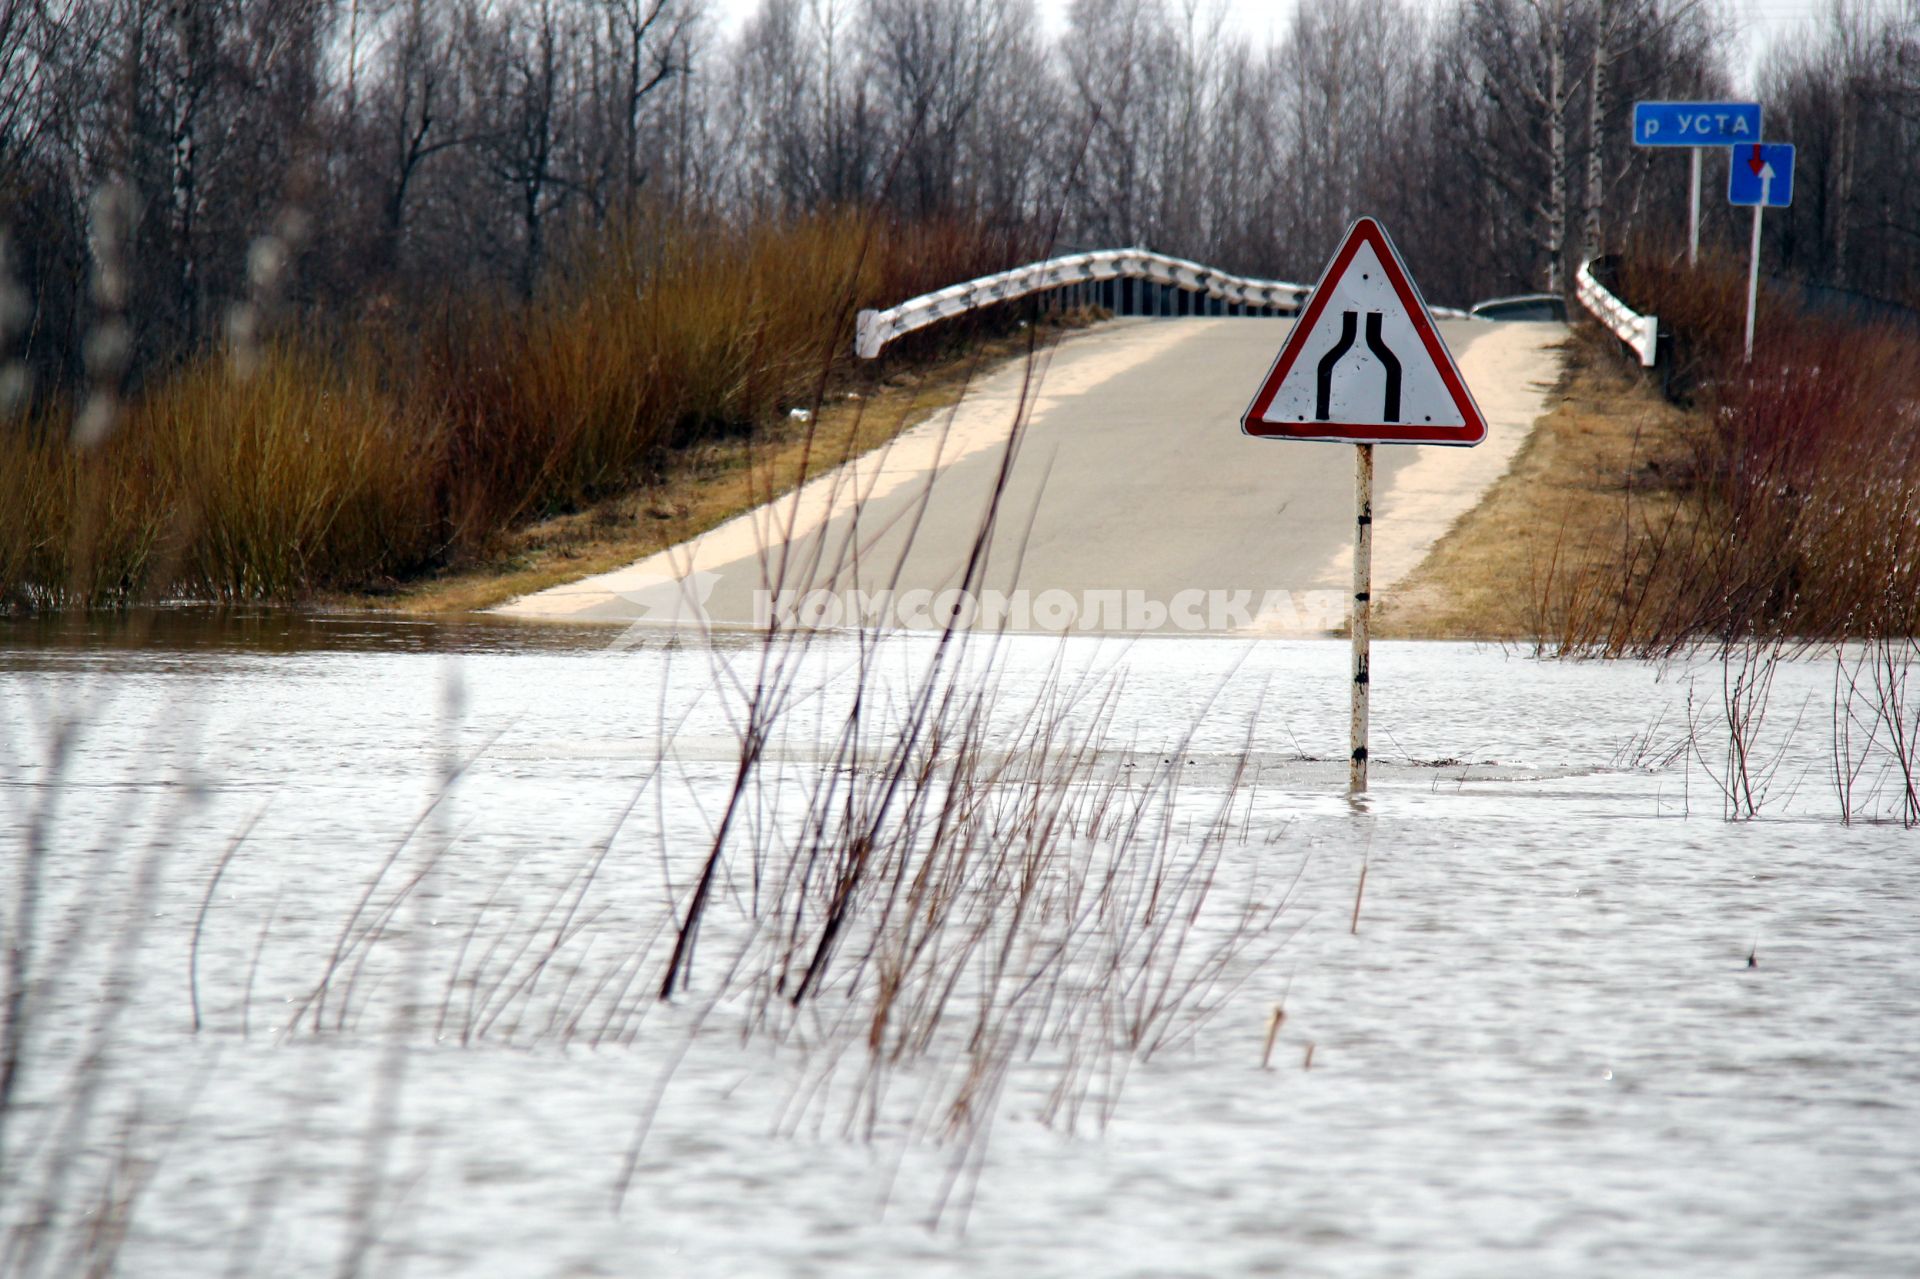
[0,349,437,608]
[242,354,1299,1225]
[1378,327,1700,642]
[1611,251,1920,646]
[1387,246,1920,655]
[346,321,1092,614]
[0,210,1038,611]
[1454,250,1920,656]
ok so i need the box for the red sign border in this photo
[1240,217,1488,447]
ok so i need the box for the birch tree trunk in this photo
[1583,12,1613,260]
[1544,0,1567,293]
[167,0,206,346]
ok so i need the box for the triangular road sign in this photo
[1241,217,1486,446]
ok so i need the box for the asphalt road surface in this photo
[497,316,1565,635]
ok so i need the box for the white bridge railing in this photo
[1576,258,1658,366]
[855,249,1312,359]
[855,247,1484,359]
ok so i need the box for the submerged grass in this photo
[3,293,1298,1266]
[1513,254,1920,826]
[0,210,1035,611]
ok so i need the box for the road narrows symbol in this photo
[1364,313,1401,422]
[1315,312,1359,420]
[1313,311,1403,422]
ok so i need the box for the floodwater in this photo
[2,611,1917,1277]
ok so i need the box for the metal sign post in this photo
[1689,149,1703,266]
[1728,142,1795,361]
[1633,102,1763,268]
[1350,444,1374,792]
[1240,218,1486,795]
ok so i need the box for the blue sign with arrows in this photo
[1728,143,1794,207]
[1633,101,1762,146]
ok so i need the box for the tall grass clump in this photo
[148,350,442,599]
[1550,250,1920,654]
[0,350,435,608]
[437,211,1029,537]
[0,209,1033,610]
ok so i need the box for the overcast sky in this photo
[705,0,1829,95]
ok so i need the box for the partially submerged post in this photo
[1240,217,1488,795]
[1350,444,1373,791]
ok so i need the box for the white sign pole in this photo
[1350,443,1373,795]
[1744,170,1771,361]
[1688,149,1702,267]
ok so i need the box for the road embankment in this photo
[1377,326,1696,641]
[493,316,1568,635]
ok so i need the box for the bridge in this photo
[496,250,1572,635]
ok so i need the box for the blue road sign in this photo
[1633,101,1762,146]
[1728,143,1795,207]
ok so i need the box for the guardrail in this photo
[855,250,1311,359]
[854,248,1483,359]
[1576,258,1658,366]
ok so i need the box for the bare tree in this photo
[470,0,579,296]
[861,0,1027,219]
[1432,0,1601,292]
[1268,0,1421,270]
[731,0,878,209]
[1761,0,1920,300]
[7,0,1917,405]
[1059,0,1174,247]
[604,0,696,198]
[364,0,468,275]
[1579,0,1720,259]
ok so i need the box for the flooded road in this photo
[2,612,1917,1277]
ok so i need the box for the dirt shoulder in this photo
[1377,325,1698,641]
[342,321,1083,615]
